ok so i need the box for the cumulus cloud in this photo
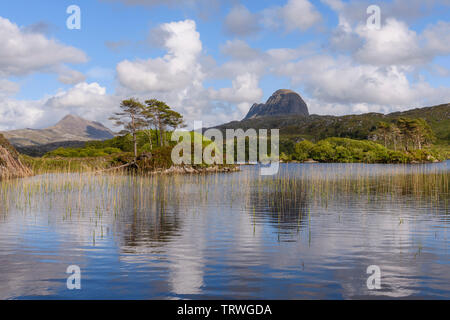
[422,21,450,56]
[276,55,450,114]
[0,82,118,131]
[117,21,274,125]
[262,0,322,32]
[210,73,263,106]
[0,99,45,131]
[323,1,450,69]
[223,0,321,36]
[0,16,87,78]
[354,19,427,66]
[223,5,261,37]
[2,1,449,131]
[117,20,203,93]
[116,20,228,125]
[322,0,450,26]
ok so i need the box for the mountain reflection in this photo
[0,162,448,299]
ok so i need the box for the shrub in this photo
[294,140,315,161]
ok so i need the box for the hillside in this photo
[0,134,32,179]
[217,103,450,144]
[1,115,115,150]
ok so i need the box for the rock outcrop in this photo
[0,134,32,179]
[244,89,309,120]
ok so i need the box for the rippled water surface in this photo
[0,162,448,299]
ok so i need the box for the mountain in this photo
[1,115,115,151]
[217,102,450,144]
[0,134,32,179]
[244,89,309,120]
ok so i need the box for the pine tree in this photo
[109,98,146,164]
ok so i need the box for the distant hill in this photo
[244,89,309,120]
[217,103,450,144]
[1,115,115,153]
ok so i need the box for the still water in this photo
[0,162,448,299]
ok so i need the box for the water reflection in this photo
[0,161,448,299]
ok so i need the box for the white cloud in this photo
[220,40,261,61]
[57,69,86,85]
[354,19,427,66]
[223,5,261,37]
[276,55,450,114]
[0,16,87,78]
[322,0,450,26]
[117,20,203,93]
[209,73,263,106]
[422,21,450,56]
[0,99,45,131]
[325,6,450,68]
[263,0,322,32]
[0,82,117,131]
[0,79,20,98]
[279,0,322,32]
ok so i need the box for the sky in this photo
[0,0,449,130]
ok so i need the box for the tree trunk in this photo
[149,130,153,151]
[158,119,164,147]
[131,114,137,163]
[133,133,137,162]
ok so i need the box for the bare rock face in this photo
[244,89,309,120]
[0,134,32,179]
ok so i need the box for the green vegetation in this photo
[13,101,449,175]
[218,103,450,157]
[275,115,447,163]
[285,137,443,163]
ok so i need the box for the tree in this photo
[396,118,414,151]
[110,98,146,163]
[144,99,185,147]
[294,140,315,161]
[140,104,156,154]
[395,118,435,150]
[376,122,391,148]
[390,124,401,151]
[409,118,435,149]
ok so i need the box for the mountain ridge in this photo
[217,102,450,144]
[1,114,115,149]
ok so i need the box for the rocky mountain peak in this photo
[244,89,309,120]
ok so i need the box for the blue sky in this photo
[0,0,449,130]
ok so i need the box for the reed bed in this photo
[0,165,449,218]
[0,163,447,243]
